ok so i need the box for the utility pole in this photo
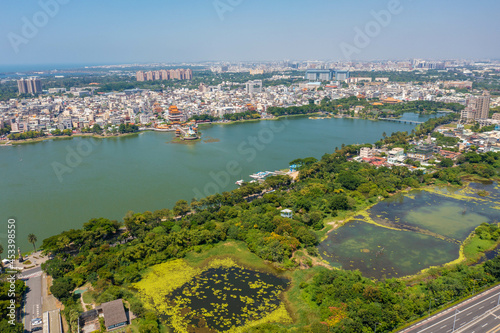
[452,309,459,332]
[429,298,437,316]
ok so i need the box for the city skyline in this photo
[1,0,499,67]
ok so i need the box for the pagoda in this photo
[168,105,183,124]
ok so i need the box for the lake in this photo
[0,113,434,251]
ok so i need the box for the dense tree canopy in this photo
[34,114,500,332]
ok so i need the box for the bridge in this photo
[378,118,424,125]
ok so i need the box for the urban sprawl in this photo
[1,60,500,162]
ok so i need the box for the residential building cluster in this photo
[136,68,193,81]
[354,126,500,170]
[17,77,42,95]
[305,69,350,81]
[461,91,491,122]
[1,59,499,140]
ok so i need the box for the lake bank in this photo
[0,114,431,251]
[2,131,140,145]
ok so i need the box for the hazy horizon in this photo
[1,0,499,67]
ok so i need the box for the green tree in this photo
[336,171,362,191]
[485,257,500,280]
[329,194,351,211]
[92,124,102,134]
[439,158,454,168]
[50,277,76,301]
[28,233,37,252]
[173,200,190,217]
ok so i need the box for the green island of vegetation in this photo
[2,113,500,333]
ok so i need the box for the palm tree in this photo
[28,233,37,252]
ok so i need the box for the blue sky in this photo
[0,0,498,66]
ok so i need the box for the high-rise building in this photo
[17,77,42,95]
[146,71,155,81]
[305,69,332,81]
[335,70,350,81]
[304,69,350,81]
[245,80,262,94]
[181,68,193,80]
[153,71,162,80]
[136,69,193,82]
[465,91,490,120]
[136,71,146,82]
[161,70,170,80]
[476,91,491,119]
[17,78,28,94]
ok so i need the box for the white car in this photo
[31,317,42,326]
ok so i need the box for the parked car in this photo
[31,318,42,326]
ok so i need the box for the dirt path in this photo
[291,250,332,270]
[326,219,345,234]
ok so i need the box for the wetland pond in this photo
[169,266,288,331]
[319,182,500,279]
[135,258,290,333]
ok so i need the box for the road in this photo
[400,284,500,333]
[20,266,43,332]
[458,306,500,332]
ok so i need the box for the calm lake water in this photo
[1,114,432,251]
[319,182,500,279]
[319,220,460,279]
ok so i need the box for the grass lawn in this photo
[183,240,279,274]
[282,267,324,329]
[124,319,170,333]
[463,234,498,263]
[81,291,94,305]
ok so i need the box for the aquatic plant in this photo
[135,258,290,332]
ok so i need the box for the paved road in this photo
[400,284,500,333]
[457,306,500,332]
[21,266,43,332]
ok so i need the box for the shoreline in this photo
[197,113,324,127]
[0,111,433,146]
[2,131,141,145]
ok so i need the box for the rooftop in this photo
[100,299,127,329]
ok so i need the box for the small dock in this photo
[236,169,292,186]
